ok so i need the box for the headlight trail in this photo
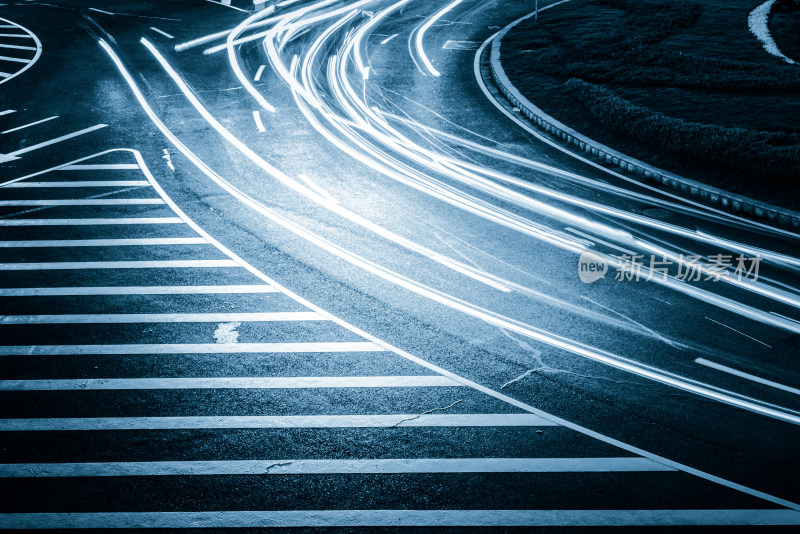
[100,0,800,424]
[411,0,462,76]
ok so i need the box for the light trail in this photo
[100,2,800,423]
[412,0,463,76]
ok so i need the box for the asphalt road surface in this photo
[0,0,799,530]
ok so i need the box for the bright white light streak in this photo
[109,33,800,424]
[146,34,515,292]
[415,0,462,76]
[287,7,800,333]
[223,9,277,113]
[336,19,800,311]
[352,0,408,78]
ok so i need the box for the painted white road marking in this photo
[0,18,41,86]
[252,110,266,132]
[0,54,29,63]
[380,33,398,44]
[442,40,479,50]
[0,342,385,355]
[150,27,174,39]
[5,181,150,187]
[0,43,36,51]
[0,199,163,206]
[0,124,107,162]
[0,238,206,247]
[254,64,266,81]
[0,312,324,324]
[0,217,183,225]
[0,109,16,115]
[0,457,671,476]
[696,358,800,396]
[0,260,238,270]
[0,510,797,528]
[0,116,58,134]
[60,163,140,170]
[0,375,462,391]
[0,413,555,431]
[0,285,277,296]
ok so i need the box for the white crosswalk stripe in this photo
[1,148,797,528]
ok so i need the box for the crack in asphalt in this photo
[390,399,463,427]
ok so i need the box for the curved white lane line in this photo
[749,0,796,65]
[0,17,41,86]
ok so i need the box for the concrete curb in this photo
[488,15,800,229]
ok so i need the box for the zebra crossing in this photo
[0,17,40,85]
[0,148,798,528]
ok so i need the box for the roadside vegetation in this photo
[771,0,800,62]
[502,0,800,207]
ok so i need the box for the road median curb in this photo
[489,15,800,229]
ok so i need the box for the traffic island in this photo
[491,0,800,226]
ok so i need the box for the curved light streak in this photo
[103,1,800,423]
[412,0,462,76]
